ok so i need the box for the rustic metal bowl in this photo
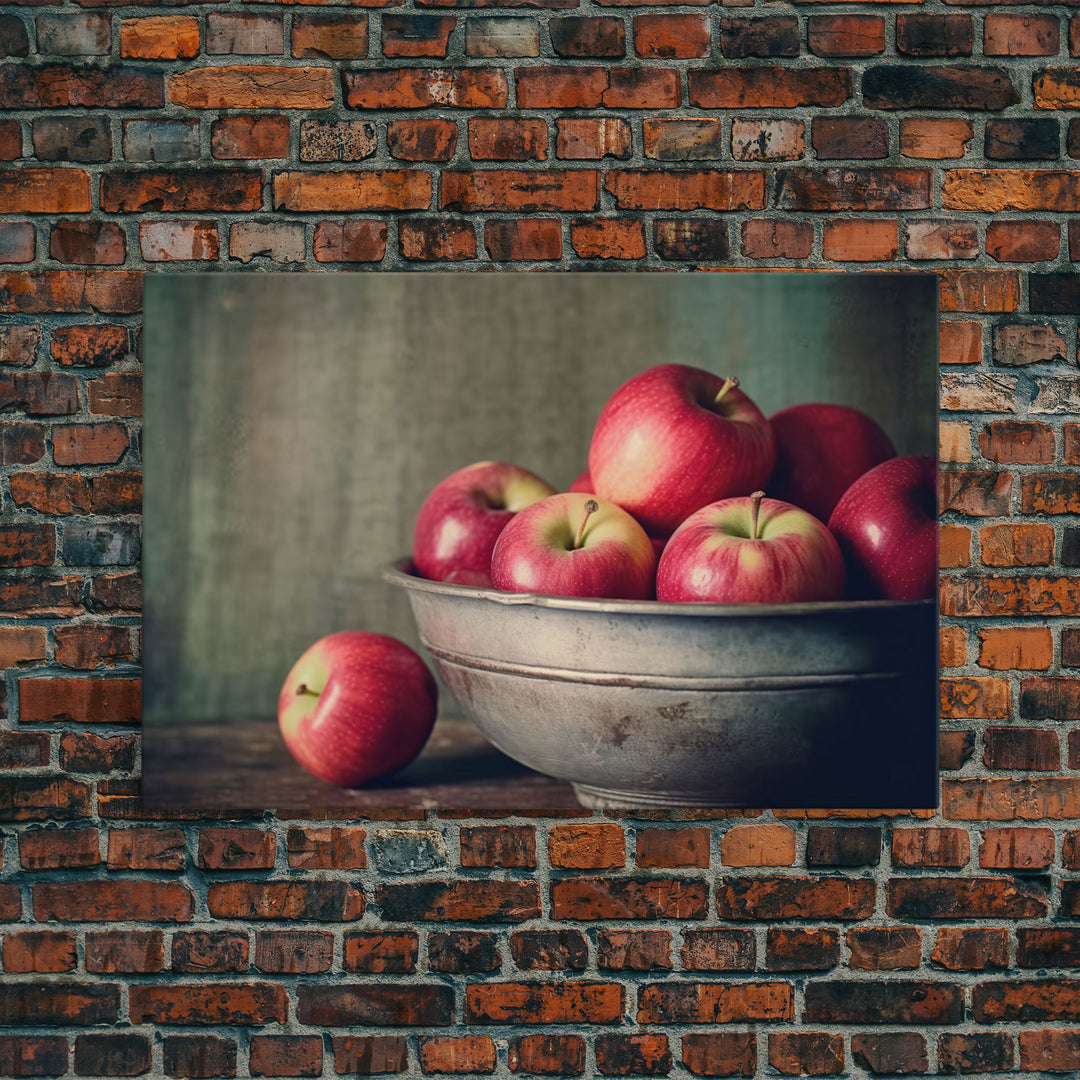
[385,559,938,810]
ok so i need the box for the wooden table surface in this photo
[141,716,583,812]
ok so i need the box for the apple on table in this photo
[491,492,657,600]
[828,454,938,601]
[657,491,846,604]
[588,363,776,538]
[412,460,555,586]
[278,631,438,788]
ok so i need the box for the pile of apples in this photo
[413,363,938,606]
[277,362,937,791]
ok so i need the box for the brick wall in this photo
[2,0,1080,1075]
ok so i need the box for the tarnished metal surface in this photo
[385,560,938,809]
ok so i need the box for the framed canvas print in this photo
[142,271,939,811]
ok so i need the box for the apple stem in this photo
[750,491,765,540]
[295,684,319,698]
[574,499,599,550]
[713,376,739,406]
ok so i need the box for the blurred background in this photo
[143,271,938,729]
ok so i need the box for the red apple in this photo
[412,461,556,585]
[491,493,657,600]
[828,454,938,601]
[656,491,845,604]
[588,364,775,537]
[278,631,438,788]
[769,402,896,523]
[568,469,593,493]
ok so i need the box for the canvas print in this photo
[142,272,939,811]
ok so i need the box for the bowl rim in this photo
[384,558,937,619]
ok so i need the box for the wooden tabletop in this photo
[141,716,583,812]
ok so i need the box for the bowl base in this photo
[573,782,749,810]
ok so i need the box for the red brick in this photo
[978,627,1054,670]
[19,828,100,870]
[716,877,875,920]
[638,983,793,1024]
[995,323,1068,366]
[938,1033,1014,1074]
[940,676,1011,719]
[104,827,183,871]
[681,929,755,972]
[892,827,970,868]
[1022,676,1080,720]
[0,626,46,669]
[0,169,91,213]
[468,116,546,161]
[34,881,194,922]
[769,1033,844,1077]
[208,880,363,921]
[906,221,979,261]
[292,14,368,59]
[644,118,723,160]
[484,219,561,261]
[286,826,366,869]
[312,220,386,263]
[941,422,972,463]
[172,931,249,975]
[552,877,707,920]
[121,16,199,59]
[808,15,884,57]
[211,116,289,160]
[47,222,125,266]
[400,218,476,261]
[0,732,49,770]
[465,981,623,1025]
[275,171,431,211]
[901,117,973,160]
[0,272,141,315]
[549,826,625,870]
[571,218,645,259]
[846,927,922,970]
[508,1034,584,1076]
[635,827,710,868]
[888,876,1048,919]
[985,13,1059,56]
[940,627,967,669]
[850,1034,927,1076]
[163,1035,236,1079]
[813,116,888,159]
[822,219,898,262]
[509,930,588,972]
[597,929,671,972]
[766,928,839,972]
[681,1033,756,1077]
[654,219,728,262]
[939,268,1021,312]
[0,325,40,367]
[18,677,139,725]
[731,119,804,162]
[980,523,1055,567]
[53,423,129,466]
[633,14,709,58]
[939,524,971,568]
[3,930,76,973]
[344,67,507,108]
[987,220,1060,263]
[777,167,930,211]
[167,65,331,109]
[979,826,1055,869]
[343,931,418,973]
[130,985,288,1026]
[58,733,134,776]
[254,931,333,975]
[376,880,538,923]
[102,170,261,213]
[943,776,1080,820]
[721,824,795,866]
[0,985,118,1027]
[515,66,607,107]
[50,325,130,368]
[594,1034,671,1077]
[979,420,1054,463]
[0,1036,69,1077]
[689,67,850,108]
[606,170,763,210]
[248,1037,320,1079]
[300,120,376,163]
[1021,474,1080,515]
[1019,1031,1080,1073]
[556,118,630,160]
[417,1036,496,1075]
[550,16,624,57]
[83,931,163,975]
[741,220,812,259]
[897,14,973,57]
[931,927,1009,972]
[387,118,457,161]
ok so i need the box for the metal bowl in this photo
[385,559,938,810]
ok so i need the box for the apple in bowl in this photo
[656,492,845,604]
[278,631,438,788]
[769,402,896,524]
[588,363,775,538]
[412,461,556,586]
[491,492,657,600]
[828,454,938,601]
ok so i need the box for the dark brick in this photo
[61,523,140,567]
[719,16,798,58]
[716,877,875,920]
[887,876,1048,919]
[806,826,881,867]
[0,984,119,1027]
[681,1033,756,1077]
[0,1035,68,1077]
[938,1033,1013,1074]
[510,930,588,971]
[862,66,1019,110]
[330,1036,407,1076]
[73,1035,150,1077]
[813,117,888,159]
[1032,274,1080,314]
[163,1037,236,1079]
[766,928,840,972]
[428,931,500,973]
[32,116,110,162]
[1017,927,1080,968]
[0,64,163,109]
[654,219,727,261]
[850,1033,927,1076]
[297,984,453,1027]
[896,14,973,57]
[637,983,792,1025]
[549,17,624,58]
[805,982,964,1025]
[508,1034,585,1076]
[597,929,672,972]
[986,119,1059,161]
[171,932,249,975]
[376,880,539,923]
[207,881,363,921]
[254,931,333,975]
[775,169,930,211]
[382,15,454,58]
[0,15,29,58]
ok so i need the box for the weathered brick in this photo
[121,16,200,59]
[1019,1031,1080,1073]
[644,118,723,160]
[550,16,624,57]
[888,876,1048,919]
[3,930,77,974]
[850,1033,927,1076]
[594,1034,670,1077]
[229,222,305,263]
[985,13,1059,56]
[249,1036,320,1078]
[312,220,386,263]
[940,524,971,568]
[254,931,333,975]
[901,117,973,160]
[945,171,1080,213]
[716,877,875,920]
[0,731,49,770]
[806,826,881,867]
[0,222,34,263]
[376,880,539,922]
[973,980,1080,1023]
[417,1036,494,1075]
[769,1033,844,1077]
[508,1034,584,1076]
[731,119,804,162]
[932,927,1009,972]
[172,931,249,975]
[981,523,1055,567]
[940,628,967,670]
[466,17,539,58]
[986,118,1059,161]
[0,984,118,1027]
[742,220,812,259]
[847,927,922,971]
[719,16,798,58]
[344,931,418,973]
[468,116,546,161]
[60,732,137,773]
[551,878,707,920]
[634,14,709,58]
[892,827,970,869]
[0,64,163,109]
[20,828,100,870]
[131,985,287,1027]
[344,67,507,108]
[681,928,756,972]
[814,116,888,160]
[941,422,972,463]
[0,15,30,58]
[208,881,363,921]
[292,14,368,59]
[896,14,972,57]
[905,221,978,260]
[163,1035,236,1079]
[823,219,898,262]
[123,119,200,163]
[863,66,1019,110]
[938,1033,1014,1075]
[484,218,561,261]
[987,220,1060,263]
[300,119,376,162]
[54,423,130,466]
[140,221,220,262]
[206,12,284,55]
[53,626,132,669]
[804,981,964,1026]
[103,170,261,213]
[721,824,795,866]
[979,826,1055,869]
[766,928,840,972]
[211,116,290,160]
[606,170,763,210]
[50,324,129,367]
[681,1033,756,1078]
[597,929,672,971]
[34,881,193,922]
[276,171,431,211]
[978,627,1053,671]
[0,169,90,214]
[444,169,597,211]
[943,776,1080,820]
[168,66,333,109]
[638,983,792,1024]
[510,929,588,971]
[571,218,645,259]
[775,168,929,211]
[556,117,630,159]
[654,219,728,262]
